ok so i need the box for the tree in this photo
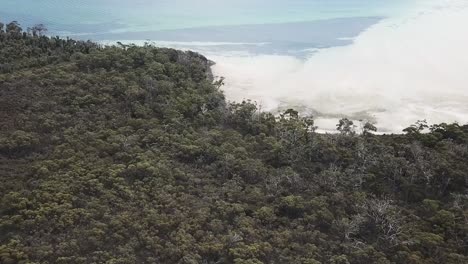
[362,198,403,246]
[214,76,225,89]
[6,21,22,35]
[29,23,47,36]
[361,120,377,135]
[337,118,356,135]
[403,119,428,135]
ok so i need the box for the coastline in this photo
[21,0,467,134]
[208,0,468,134]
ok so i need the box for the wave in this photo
[211,0,468,133]
[100,40,269,47]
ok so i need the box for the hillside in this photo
[0,21,467,264]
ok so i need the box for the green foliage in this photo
[337,118,356,135]
[0,21,467,264]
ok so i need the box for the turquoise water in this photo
[2,0,414,34]
[0,0,417,56]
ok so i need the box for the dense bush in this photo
[0,21,467,264]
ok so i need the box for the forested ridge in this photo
[0,21,467,264]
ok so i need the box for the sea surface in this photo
[1,0,414,56]
[2,0,468,133]
[2,1,412,33]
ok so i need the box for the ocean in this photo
[1,0,413,56]
[2,0,468,133]
[1,1,413,32]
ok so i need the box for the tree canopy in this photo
[0,21,467,264]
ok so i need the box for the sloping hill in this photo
[0,21,467,264]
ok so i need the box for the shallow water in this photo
[2,0,411,33]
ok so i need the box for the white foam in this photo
[211,0,468,133]
[100,40,268,47]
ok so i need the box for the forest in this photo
[0,21,467,264]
